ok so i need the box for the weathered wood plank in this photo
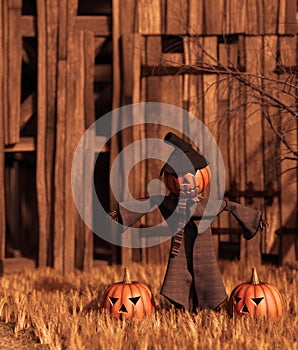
[36,0,48,268]
[203,0,224,35]
[72,30,86,270]
[45,0,58,267]
[145,36,162,67]
[84,32,95,129]
[218,43,229,101]
[279,35,297,67]
[112,0,120,111]
[262,36,280,255]
[0,0,6,261]
[278,35,297,264]
[20,15,36,37]
[203,37,218,132]
[6,0,22,145]
[188,0,203,34]
[138,0,162,34]
[20,92,36,129]
[120,0,138,35]
[226,0,246,34]
[82,31,95,270]
[58,0,68,60]
[240,36,263,267]
[245,0,264,34]
[63,0,80,274]
[94,64,112,82]
[20,15,113,38]
[263,0,279,34]
[278,0,297,34]
[4,137,35,152]
[166,0,188,34]
[53,59,67,273]
[75,16,111,35]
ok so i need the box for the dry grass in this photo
[0,260,297,350]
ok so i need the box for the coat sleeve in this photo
[110,197,159,228]
[224,200,264,239]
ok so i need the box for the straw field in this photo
[0,260,297,349]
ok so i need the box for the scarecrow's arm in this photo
[223,200,267,239]
[191,198,266,240]
[109,197,158,228]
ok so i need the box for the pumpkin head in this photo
[164,165,211,197]
[101,268,154,321]
[229,267,283,318]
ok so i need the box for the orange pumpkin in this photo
[229,267,283,318]
[101,268,155,320]
[164,165,211,197]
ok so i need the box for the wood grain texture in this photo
[188,0,203,34]
[278,0,297,34]
[36,0,48,267]
[138,0,162,34]
[82,31,95,271]
[240,36,263,267]
[53,59,67,273]
[0,0,6,260]
[6,0,22,145]
[262,36,280,255]
[63,0,79,274]
[278,36,297,264]
[203,0,224,35]
[166,0,188,34]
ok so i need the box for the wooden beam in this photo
[36,0,48,268]
[63,0,80,274]
[5,0,22,145]
[75,16,111,36]
[20,16,36,37]
[141,63,245,77]
[82,31,95,270]
[20,92,36,129]
[0,0,6,262]
[4,137,35,152]
[94,64,112,82]
[20,15,112,37]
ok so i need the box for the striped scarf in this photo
[171,196,198,257]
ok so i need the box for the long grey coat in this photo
[117,195,262,311]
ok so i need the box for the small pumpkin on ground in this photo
[229,267,283,318]
[101,268,155,320]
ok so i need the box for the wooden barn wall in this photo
[116,0,298,266]
[0,0,297,272]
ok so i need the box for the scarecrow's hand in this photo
[108,209,123,224]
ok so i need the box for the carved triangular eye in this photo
[234,296,242,304]
[108,297,119,306]
[241,304,249,313]
[119,304,128,313]
[251,297,264,305]
[182,177,190,185]
[129,296,140,305]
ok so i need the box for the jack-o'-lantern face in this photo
[229,268,283,318]
[164,165,211,197]
[101,268,155,320]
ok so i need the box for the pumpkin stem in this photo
[123,267,131,284]
[251,267,260,284]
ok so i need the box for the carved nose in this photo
[118,304,128,313]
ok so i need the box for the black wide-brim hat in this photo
[160,132,208,176]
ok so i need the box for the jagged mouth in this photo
[179,185,199,196]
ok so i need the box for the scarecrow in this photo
[111,132,265,311]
